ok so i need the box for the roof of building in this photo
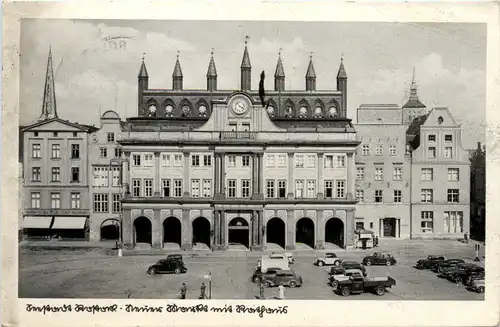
[101,110,120,119]
[402,68,425,109]
[241,45,251,69]
[172,55,183,78]
[274,53,285,78]
[206,51,217,77]
[21,117,99,132]
[138,59,148,78]
[306,55,316,78]
[337,58,347,79]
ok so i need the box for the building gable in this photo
[22,118,94,133]
[422,107,458,128]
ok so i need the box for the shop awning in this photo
[52,217,87,229]
[22,216,53,229]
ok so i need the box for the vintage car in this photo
[362,252,397,266]
[414,255,445,270]
[445,263,485,284]
[335,275,396,296]
[328,269,364,289]
[330,261,367,277]
[464,272,486,286]
[315,252,342,266]
[469,279,485,293]
[147,259,187,275]
[261,269,303,288]
[251,267,283,283]
[432,259,465,273]
[269,252,295,264]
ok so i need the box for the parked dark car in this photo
[362,252,397,266]
[251,267,283,283]
[415,255,445,270]
[335,275,396,296]
[330,261,367,277]
[165,254,183,262]
[465,272,486,286]
[432,259,465,273]
[147,259,187,275]
[262,270,303,288]
[445,263,485,284]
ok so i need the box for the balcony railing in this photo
[220,131,256,140]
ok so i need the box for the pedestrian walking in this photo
[277,283,285,300]
[199,282,207,299]
[180,282,187,299]
[259,278,265,299]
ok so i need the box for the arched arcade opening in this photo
[100,219,120,241]
[266,217,286,249]
[192,217,211,248]
[228,217,249,248]
[296,217,315,248]
[163,217,182,246]
[133,216,152,245]
[325,218,344,248]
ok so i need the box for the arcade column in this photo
[122,209,133,249]
[181,209,192,250]
[315,209,325,249]
[152,209,162,249]
[345,209,355,249]
[285,209,295,250]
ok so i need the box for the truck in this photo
[336,275,396,296]
[328,268,364,289]
[257,256,290,273]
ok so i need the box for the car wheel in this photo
[386,260,391,266]
[334,260,341,266]
[375,286,386,296]
[341,287,351,297]
[365,260,372,266]
[477,286,485,293]
[289,280,297,288]
[318,261,324,267]
[263,281,271,288]
[174,268,181,275]
[148,268,156,275]
[332,281,339,289]
[253,276,260,283]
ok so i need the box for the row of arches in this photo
[144,99,211,118]
[101,216,345,249]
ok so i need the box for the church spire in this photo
[241,35,251,69]
[39,46,58,120]
[337,55,347,79]
[207,49,217,91]
[274,49,285,91]
[305,52,316,91]
[240,36,251,91]
[172,51,183,90]
[403,66,426,109]
[138,54,148,78]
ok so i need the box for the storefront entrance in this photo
[383,218,397,237]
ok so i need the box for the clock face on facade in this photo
[230,96,249,115]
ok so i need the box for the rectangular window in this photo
[93,194,109,213]
[112,194,121,213]
[295,155,304,168]
[53,132,58,137]
[71,144,80,159]
[336,180,345,198]
[375,144,383,156]
[393,167,402,181]
[421,211,434,233]
[100,147,107,158]
[34,132,39,137]
[203,155,212,167]
[393,190,402,203]
[374,167,383,181]
[132,154,141,166]
[389,145,396,156]
[242,179,251,198]
[447,168,459,181]
[93,166,109,187]
[107,132,115,143]
[191,155,200,167]
[444,147,453,159]
[144,179,153,197]
[444,211,463,233]
[71,167,80,182]
[51,193,61,209]
[324,155,334,168]
[307,180,316,198]
[356,220,365,230]
[143,154,154,166]
[71,192,81,209]
[191,179,200,198]
[266,155,275,167]
[356,167,365,180]
[445,135,453,142]
[277,155,287,167]
[132,179,142,197]
[174,179,183,197]
[228,155,236,167]
[295,180,304,198]
[428,147,436,158]
[266,180,275,198]
[447,189,459,203]
[421,189,433,203]
[229,123,237,132]
[72,132,77,137]
[362,144,370,156]
[335,156,345,168]
[278,180,286,198]
[32,167,41,182]
[51,167,61,182]
[241,123,250,132]
[307,155,316,168]
[51,144,61,159]
[374,190,383,203]
[421,168,433,181]
[174,154,183,166]
[162,179,171,197]
[355,189,364,202]
[31,192,41,208]
[32,144,41,158]
[114,148,122,158]
[325,180,334,198]
[428,135,436,142]
[111,167,120,186]
[162,154,171,166]
[228,180,236,198]
[242,155,250,167]
[203,180,212,198]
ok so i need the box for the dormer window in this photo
[299,106,308,118]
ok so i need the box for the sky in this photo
[20,19,486,149]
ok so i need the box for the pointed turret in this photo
[402,67,427,124]
[137,54,149,116]
[305,53,316,91]
[274,49,285,91]
[240,36,251,91]
[39,46,58,120]
[172,51,183,90]
[207,49,217,91]
[138,58,149,78]
[337,57,347,79]
[337,55,348,118]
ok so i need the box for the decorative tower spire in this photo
[337,54,347,79]
[274,48,285,91]
[240,35,252,91]
[172,51,183,90]
[207,48,217,91]
[336,54,348,117]
[305,52,316,91]
[138,53,149,78]
[39,46,58,120]
[137,53,149,116]
[402,66,427,124]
